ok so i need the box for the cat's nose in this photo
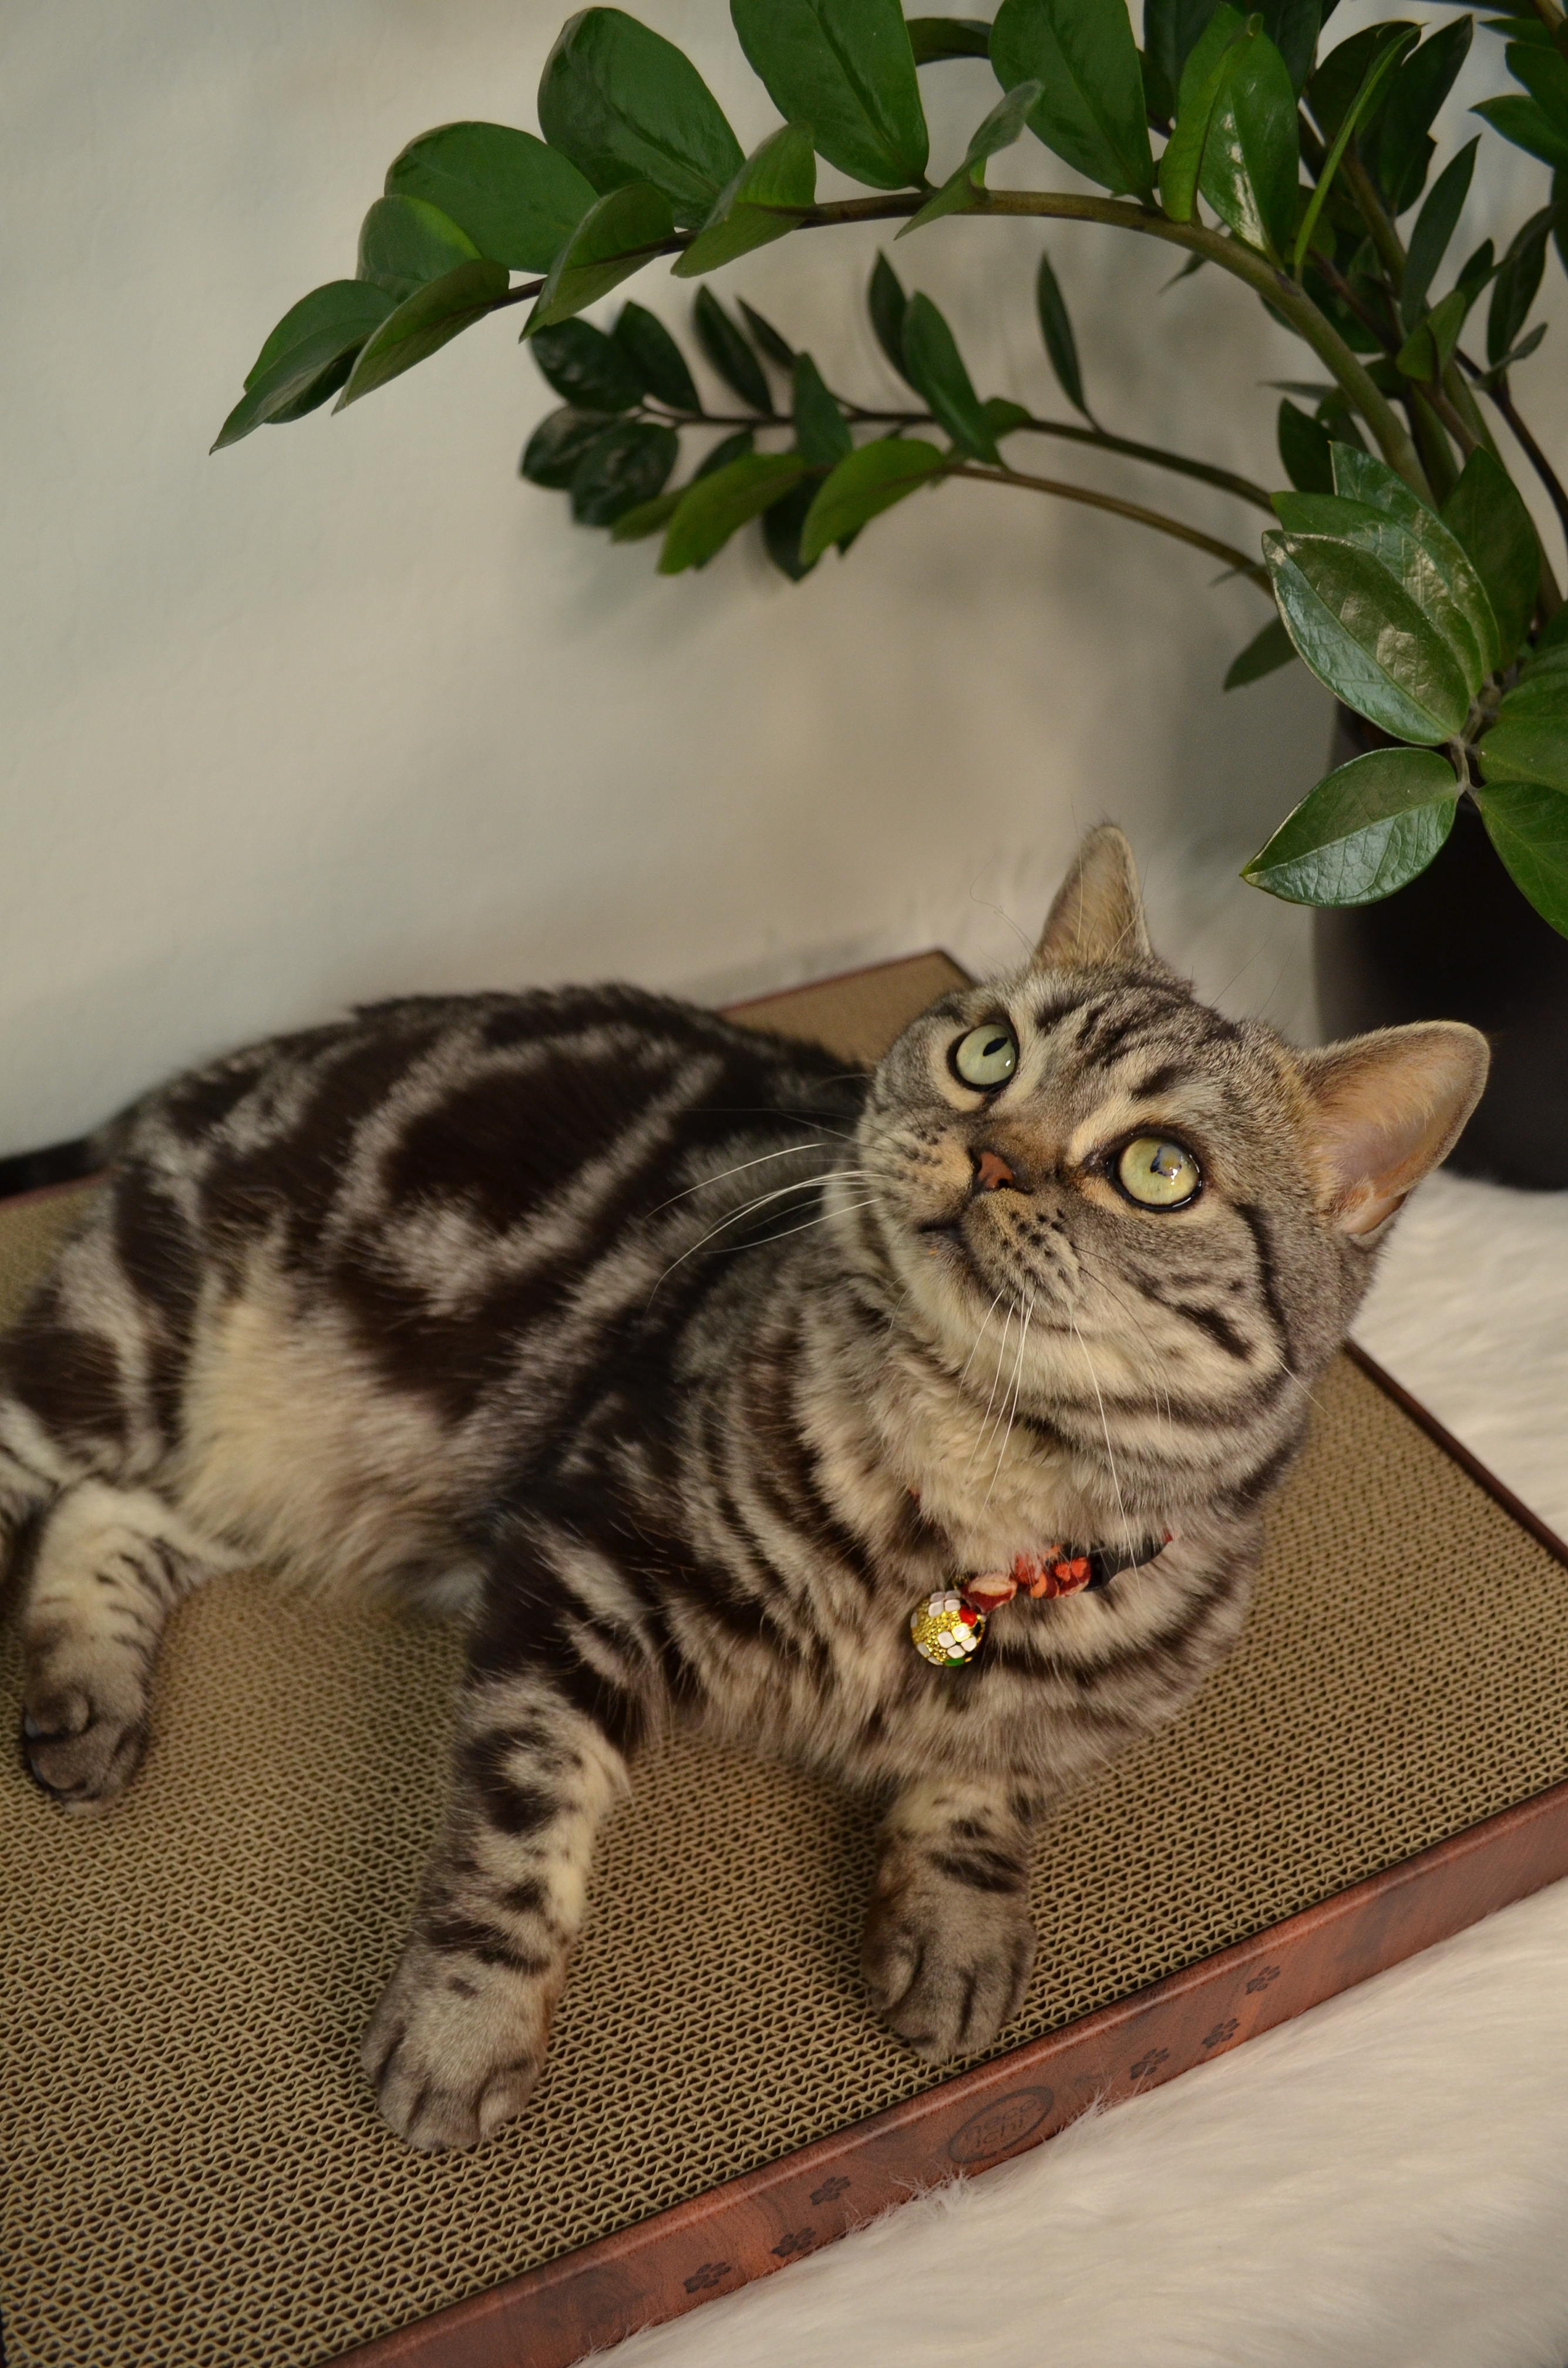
[972,1148,1024,1194]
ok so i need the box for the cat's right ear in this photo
[1298,1021,1490,1237]
[1034,825,1151,970]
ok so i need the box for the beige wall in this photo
[2,0,1559,1151]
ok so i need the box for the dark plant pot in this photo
[1313,708,1568,1189]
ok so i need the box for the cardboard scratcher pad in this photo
[4,951,1568,2368]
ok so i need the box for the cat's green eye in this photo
[953,1023,1018,1090]
[1116,1136,1201,1209]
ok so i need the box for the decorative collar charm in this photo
[910,1535,1172,1667]
[909,1591,986,1667]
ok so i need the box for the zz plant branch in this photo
[214,0,1568,937]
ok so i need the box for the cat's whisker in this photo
[956,1287,1009,1391]
[1069,1314,1130,1542]
[982,1294,1034,1513]
[647,1173,852,1297]
[645,1143,863,1216]
[964,1296,1020,1476]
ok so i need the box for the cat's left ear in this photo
[1298,1022,1490,1237]
[1033,825,1151,970]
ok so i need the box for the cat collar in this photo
[909,1534,1172,1669]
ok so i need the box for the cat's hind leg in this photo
[16,1476,222,1811]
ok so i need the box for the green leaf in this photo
[613,302,700,410]
[1401,136,1478,327]
[1277,398,1335,491]
[907,16,995,62]
[1273,488,1489,688]
[983,396,1034,435]
[610,486,686,540]
[1487,201,1562,366]
[990,0,1158,195]
[900,81,1044,234]
[356,196,480,302]
[1036,250,1089,416]
[761,474,825,577]
[529,318,643,410]
[1395,281,1471,380]
[738,302,798,369]
[792,354,853,464]
[730,0,929,189]
[1479,691,1568,791]
[1224,612,1299,685]
[1257,0,1321,96]
[1441,446,1542,664]
[1507,39,1568,136]
[384,123,596,271]
[1295,25,1416,275]
[799,438,948,562]
[1263,530,1473,741]
[1160,6,1248,226]
[527,182,675,329]
[900,293,1001,462]
[213,282,396,450]
[1329,444,1500,675]
[569,418,679,523]
[537,8,744,225]
[674,124,817,277]
[659,453,813,571]
[1371,18,1472,213]
[695,428,756,476]
[1145,0,1226,97]
[869,252,913,381]
[520,405,623,487]
[693,287,773,412]
[1200,27,1300,258]
[1242,746,1459,902]
[1473,92,1568,168]
[337,258,511,408]
[1473,779,1568,936]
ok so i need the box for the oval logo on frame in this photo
[946,2086,1055,2165]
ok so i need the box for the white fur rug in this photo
[597,1173,1568,2368]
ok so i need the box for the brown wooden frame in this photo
[337,1349,1568,2368]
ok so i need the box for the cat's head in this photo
[849,825,1487,1498]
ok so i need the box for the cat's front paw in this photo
[20,1657,150,1812]
[361,1940,553,2152]
[861,1876,1036,2063]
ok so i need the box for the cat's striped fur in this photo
[0,829,1487,2150]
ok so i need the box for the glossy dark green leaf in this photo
[1472,92,1568,168]
[1401,136,1477,326]
[529,318,643,409]
[900,81,1044,234]
[1144,0,1225,95]
[1277,397,1335,490]
[869,253,913,381]
[1273,489,1488,688]
[613,302,700,410]
[1224,612,1299,685]
[520,405,622,486]
[537,9,743,224]
[1177,0,1246,103]
[982,396,1033,436]
[1499,662,1568,715]
[900,293,1001,462]
[527,183,675,329]
[730,0,929,189]
[1478,689,1568,790]
[1200,26,1300,257]
[1294,25,1415,273]
[1257,0,1321,95]
[1475,778,1568,934]
[799,438,948,562]
[213,282,396,449]
[1263,530,1473,740]
[907,15,994,60]
[609,486,685,539]
[1242,746,1459,902]
[695,428,756,477]
[1395,281,1471,380]
[792,354,853,464]
[337,258,511,408]
[1329,444,1499,676]
[761,474,823,577]
[1508,40,1568,133]
[1036,250,1089,417]
[1372,17,1472,211]
[990,0,1158,194]
[384,123,596,271]
[1441,445,1542,664]
[356,196,480,302]
[1159,6,1248,226]
[693,287,773,413]
[1487,201,1560,365]
[738,302,797,369]
[659,453,813,571]
[569,418,678,523]
[674,125,816,277]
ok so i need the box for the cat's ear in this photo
[1298,1022,1489,1237]
[1034,825,1151,970]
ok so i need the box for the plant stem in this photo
[950,462,1274,586]
[1338,148,1407,293]
[1471,367,1568,558]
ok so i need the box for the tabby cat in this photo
[0,828,1486,2150]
